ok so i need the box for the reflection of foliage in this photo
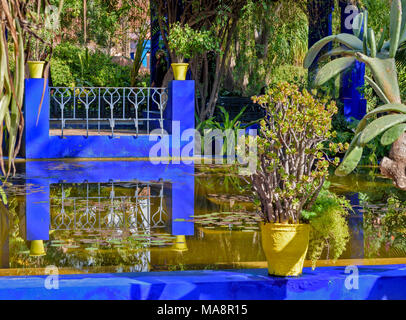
[302,184,351,269]
[362,194,406,258]
[179,211,262,232]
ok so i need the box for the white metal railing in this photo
[50,87,168,137]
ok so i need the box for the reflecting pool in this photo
[0,161,405,276]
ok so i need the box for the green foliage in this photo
[267,65,308,88]
[302,183,351,269]
[305,0,406,177]
[168,23,220,62]
[228,0,308,96]
[362,193,406,258]
[196,105,256,156]
[51,43,131,87]
[250,82,344,224]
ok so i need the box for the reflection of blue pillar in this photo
[25,177,50,241]
[340,2,367,121]
[171,165,194,236]
[347,193,364,258]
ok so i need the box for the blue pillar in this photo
[164,80,195,156]
[340,2,367,121]
[23,78,50,159]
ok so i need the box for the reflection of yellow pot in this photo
[172,235,188,252]
[171,63,189,80]
[30,240,46,257]
[28,61,45,78]
[260,223,309,277]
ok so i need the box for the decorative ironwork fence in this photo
[50,181,169,232]
[49,87,168,137]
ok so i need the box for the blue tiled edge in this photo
[1,265,406,300]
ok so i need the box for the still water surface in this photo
[0,161,405,276]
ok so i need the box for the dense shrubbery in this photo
[50,42,133,87]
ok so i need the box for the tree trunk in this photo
[380,132,406,190]
[83,0,87,44]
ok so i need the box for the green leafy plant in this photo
[302,183,351,269]
[304,0,406,190]
[196,105,258,156]
[250,82,345,224]
[167,22,219,63]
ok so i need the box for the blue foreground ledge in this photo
[1,265,406,300]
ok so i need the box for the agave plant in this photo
[304,0,406,190]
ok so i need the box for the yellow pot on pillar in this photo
[28,61,45,79]
[260,223,310,277]
[171,63,189,80]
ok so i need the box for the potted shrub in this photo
[168,22,218,80]
[250,82,349,276]
[26,2,64,78]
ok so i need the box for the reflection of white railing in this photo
[50,182,168,231]
[50,87,168,137]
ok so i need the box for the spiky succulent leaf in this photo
[365,75,390,104]
[365,103,406,117]
[315,57,356,86]
[390,0,403,58]
[304,34,364,68]
[377,25,388,52]
[335,145,364,177]
[381,123,406,145]
[356,54,401,103]
[359,114,406,145]
[319,47,359,61]
[363,10,369,54]
[368,28,377,57]
[352,12,364,39]
[355,103,406,135]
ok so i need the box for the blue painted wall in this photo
[23,79,195,159]
[1,265,406,300]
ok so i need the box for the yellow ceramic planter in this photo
[28,61,45,79]
[171,63,189,80]
[30,240,46,257]
[260,223,310,277]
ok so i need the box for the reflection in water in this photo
[51,181,169,231]
[1,162,406,276]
